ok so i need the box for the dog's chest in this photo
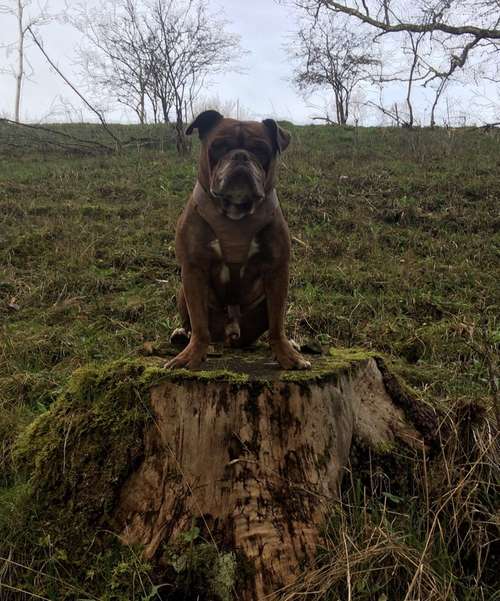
[210,236,259,267]
[207,229,260,264]
[209,236,261,286]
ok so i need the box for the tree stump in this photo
[17,347,436,600]
[112,348,436,600]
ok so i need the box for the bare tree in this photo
[286,0,500,126]
[144,0,241,153]
[289,14,378,124]
[194,94,251,120]
[26,25,121,146]
[404,32,425,127]
[73,0,241,152]
[369,30,427,127]
[0,0,52,122]
[71,0,158,124]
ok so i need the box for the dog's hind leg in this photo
[170,286,191,347]
[236,298,269,348]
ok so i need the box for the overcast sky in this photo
[0,0,498,125]
[0,0,316,122]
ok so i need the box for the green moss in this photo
[14,360,163,538]
[374,356,439,447]
[162,537,237,601]
[11,358,253,547]
[373,440,397,454]
[0,481,31,537]
[328,347,376,362]
[0,403,34,485]
[159,367,249,384]
[281,347,374,383]
[349,436,420,499]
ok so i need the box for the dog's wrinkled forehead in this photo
[208,121,275,167]
[208,120,271,148]
[186,110,291,155]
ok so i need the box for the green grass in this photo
[0,122,498,599]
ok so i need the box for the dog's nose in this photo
[232,150,249,162]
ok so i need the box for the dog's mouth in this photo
[211,168,265,220]
[211,193,261,220]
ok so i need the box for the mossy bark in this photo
[15,349,437,601]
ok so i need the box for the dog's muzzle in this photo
[210,151,265,220]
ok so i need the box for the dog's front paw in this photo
[164,340,208,370]
[271,339,312,370]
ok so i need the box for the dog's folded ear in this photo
[262,119,291,153]
[186,110,224,139]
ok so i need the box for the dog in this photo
[165,110,311,371]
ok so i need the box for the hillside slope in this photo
[0,124,498,600]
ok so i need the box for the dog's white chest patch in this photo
[248,238,259,258]
[240,238,259,278]
[219,264,230,284]
[209,238,259,261]
[209,239,223,258]
[210,237,260,283]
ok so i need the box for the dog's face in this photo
[187,111,290,220]
[207,123,270,221]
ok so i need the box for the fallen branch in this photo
[475,121,500,131]
[312,116,339,125]
[27,26,121,149]
[0,118,114,153]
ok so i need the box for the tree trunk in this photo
[114,350,436,600]
[406,33,422,129]
[430,78,447,128]
[139,88,146,124]
[160,94,169,125]
[15,0,24,123]
[174,103,188,155]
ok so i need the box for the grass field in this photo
[0,122,498,599]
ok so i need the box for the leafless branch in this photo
[288,13,378,124]
[26,25,121,146]
[287,0,500,126]
[315,1,500,39]
[70,0,241,153]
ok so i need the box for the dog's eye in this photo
[210,141,229,160]
[251,145,271,166]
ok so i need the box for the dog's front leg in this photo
[264,264,311,370]
[165,263,210,369]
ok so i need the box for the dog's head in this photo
[187,110,290,221]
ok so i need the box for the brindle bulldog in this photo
[165,110,311,370]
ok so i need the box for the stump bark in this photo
[114,349,434,600]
